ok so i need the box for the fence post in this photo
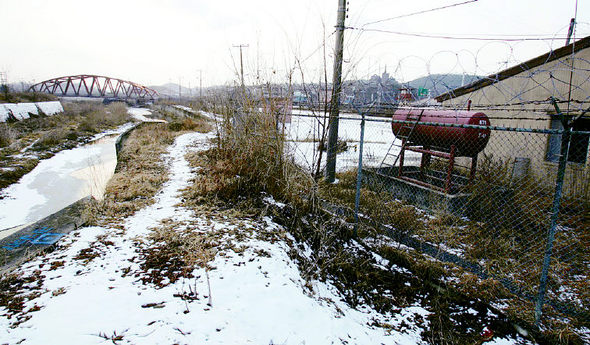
[354,113,366,236]
[534,110,572,325]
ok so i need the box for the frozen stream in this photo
[0,124,135,235]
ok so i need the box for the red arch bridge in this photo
[29,75,159,100]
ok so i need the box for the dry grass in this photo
[74,103,131,134]
[137,221,217,287]
[0,270,45,328]
[0,91,57,104]
[84,110,212,225]
[13,102,133,137]
[83,122,176,224]
[182,108,314,210]
[319,169,427,237]
[34,128,69,148]
[0,158,39,190]
[0,124,18,148]
[168,117,213,133]
[317,157,589,343]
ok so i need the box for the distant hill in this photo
[406,74,482,97]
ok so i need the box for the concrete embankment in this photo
[0,197,91,272]
[0,101,63,122]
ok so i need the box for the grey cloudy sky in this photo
[1,0,589,87]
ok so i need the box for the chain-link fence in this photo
[357,108,588,322]
[276,32,590,338]
[284,107,589,333]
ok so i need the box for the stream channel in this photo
[0,124,134,239]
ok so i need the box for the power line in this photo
[346,27,572,41]
[300,31,337,64]
[362,0,478,27]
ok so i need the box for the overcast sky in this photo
[1,0,589,88]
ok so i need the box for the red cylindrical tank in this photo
[391,109,491,157]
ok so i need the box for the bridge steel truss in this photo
[29,75,159,100]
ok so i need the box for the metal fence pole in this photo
[534,118,572,325]
[354,113,366,236]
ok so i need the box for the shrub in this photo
[184,107,313,208]
[78,116,99,133]
[0,91,57,103]
[34,128,68,148]
[104,103,131,126]
[0,124,18,147]
[168,117,212,132]
[167,121,183,132]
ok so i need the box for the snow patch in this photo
[263,195,286,209]
[0,101,64,122]
[127,107,166,123]
[285,110,419,173]
[174,105,195,113]
[36,101,64,115]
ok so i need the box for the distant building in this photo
[293,91,308,107]
[397,87,415,103]
[344,68,400,106]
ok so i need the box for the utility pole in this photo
[199,70,203,98]
[178,76,182,99]
[325,0,347,182]
[233,44,249,90]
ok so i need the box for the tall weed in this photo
[185,105,314,208]
[0,124,17,147]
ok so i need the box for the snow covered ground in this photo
[285,109,420,173]
[0,110,536,345]
[127,107,166,123]
[0,130,433,345]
